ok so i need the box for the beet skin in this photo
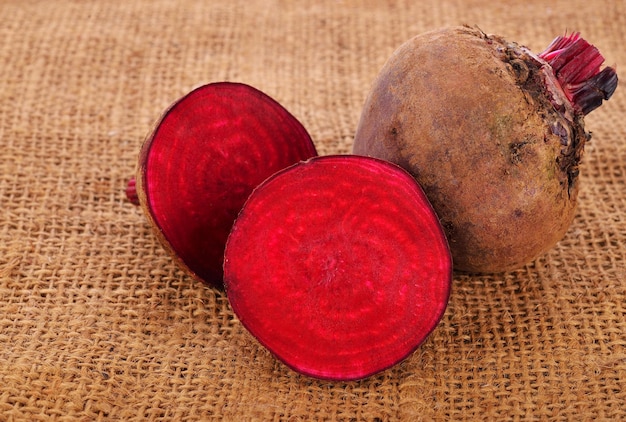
[353,26,617,273]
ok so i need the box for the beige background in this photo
[1,0,625,420]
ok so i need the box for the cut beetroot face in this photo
[223,155,452,381]
[135,82,317,288]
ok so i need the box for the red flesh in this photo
[136,82,317,288]
[223,155,452,381]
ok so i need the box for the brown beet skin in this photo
[353,26,590,273]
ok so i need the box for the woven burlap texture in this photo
[1,0,624,420]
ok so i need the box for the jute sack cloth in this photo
[0,0,624,420]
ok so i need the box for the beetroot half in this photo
[353,26,618,273]
[223,155,452,381]
[128,82,317,288]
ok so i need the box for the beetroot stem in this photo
[126,177,140,206]
[539,32,618,115]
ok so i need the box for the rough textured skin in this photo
[353,26,588,273]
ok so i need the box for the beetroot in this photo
[223,155,452,381]
[127,82,317,288]
[353,26,618,273]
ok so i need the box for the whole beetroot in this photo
[353,26,617,273]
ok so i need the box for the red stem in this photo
[539,32,618,115]
[126,177,140,206]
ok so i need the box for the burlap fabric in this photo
[1,0,624,420]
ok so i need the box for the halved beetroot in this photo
[130,82,317,288]
[223,155,452,381]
